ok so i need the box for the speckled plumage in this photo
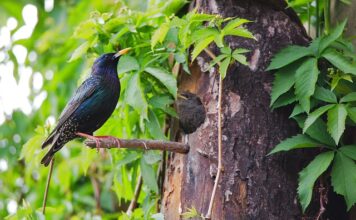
[41,53,121,166]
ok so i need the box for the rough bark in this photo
[162,1,316,219]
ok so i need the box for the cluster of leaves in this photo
[3,0,253,219]
[268,20,356,211]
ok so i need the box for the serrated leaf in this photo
[124,73,148,119]
[68,41,90,62]
[267,45,312,70]
[191,35,214,61]
[145,67,177,98]
[313,86,337,103]
[304,118,336,147]
[298,151,334,212]
[117,55,140,74]
[270,66,296,106]
[151,23,170,49]
[303,104,335,133]
[190,28,219,43]
[219,57,231,79]
[319,20,347,54]
[331,151,356,210]
[140,158,159,193]
[223,18,251,32]
[268,134,322,155]
[347,107,356,123]
[339,145,356,161]
[340,92,356,103]
[223,28,255,39]
[327,104,347,144]
[295,57,319,113]
[147,109,166,140]
[290,104,304,118]
[322,49,356,75]
[272,90,296,109]
[232,53,247,65]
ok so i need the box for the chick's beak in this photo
[114,48,131,58]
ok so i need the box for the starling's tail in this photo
[41,151,54,167]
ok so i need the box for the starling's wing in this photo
[42,78,99,148]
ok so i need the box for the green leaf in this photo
[347,107,356,123]
[319,20,347,54]
[295,57,319,113]
[339,145,356,161]
[181,207,202,219]
[223,28,255,39]
[147,109,166,140]
[143,151,162,165]
[140,158,159,193]
[219,57,231,79]
[303,104,335,133]
[327,104,347,144]
[340,92,356,103]
[124,73,148,119]
[268,134,322,155]
[313,86,337,103]
[272,90,296,109]
[145,67,177,98]
[191,35,215,61]
[322,49,356,75]
[290,104,304,118]
[331,151,356,210]
[267,45,312,70]
[298,151,334,212]
[303,118,336,147]
[151,23,170,49]
[232,53,247,65]
[223,18,251,32]
[190,28,219,43]
[117,55,140,74]
[270,66,296,106]
[68,41,90,62]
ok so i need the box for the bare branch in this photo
[84,137,189,154]
[126,174,143,216]
[42,158,55,214]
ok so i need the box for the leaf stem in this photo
[323,0,330,34]
[126,174,143,216]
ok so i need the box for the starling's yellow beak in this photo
[114,48,131,58]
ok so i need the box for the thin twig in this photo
[42,158,55,214]
[126,174,143,216]
[84,137,189,154]
[90,175,101,212]
[315,178,328,220]
[202,48,223,219]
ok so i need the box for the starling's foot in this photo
[76,132,101,152]
[96,136,121,149]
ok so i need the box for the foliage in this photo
[0,0,252,218]
[268,19,356,211]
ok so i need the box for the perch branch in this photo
[84,137,189,154]
[126,174,143,216]
[203,48,223,219]
[42,158,55,214]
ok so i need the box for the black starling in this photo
[40,48,130,166]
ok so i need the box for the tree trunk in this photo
[162,1,316,219]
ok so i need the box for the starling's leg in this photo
[76,132,101,152]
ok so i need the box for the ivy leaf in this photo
[222,18,251,32]
[339,145,356,161]
[295,57,319,113]
[191,35,215,61]
[331,151,356,210]
[219,57,231,79]
[290,104,304,118]
[327,104,347,144]
[68,41,90,62]
[298,151,334,212]
[223,28,255,39]
[147,109,166,140]
[124,73,148,119]
[267,45,312,70]
[319,19,347,54]
[140,158,159,194]
[304,118,336,147]
[347,107,356,123]
[231,53,247,65]
[313,86,337,103]
[151,23,170,49]
[117,55,140,74]
[322,49,356,75]
[271,90,296,109]
[268,134,322,155]
[145,67,177,98]
[340,92,356,103]
[270,66,296,106]
[303,104,335,133]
